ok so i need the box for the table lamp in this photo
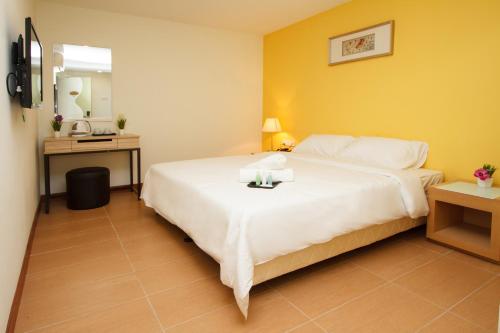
[262,117,282,151]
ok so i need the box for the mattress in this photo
[141,152,432,317]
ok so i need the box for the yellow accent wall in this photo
[263,0,500,182]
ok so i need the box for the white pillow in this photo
[293,134,355,158]
[337,136,429,169]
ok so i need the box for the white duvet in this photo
[141,153,429,317]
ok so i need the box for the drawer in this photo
[45,140,71,154]
[117,138,140,149]
[71,138,118,151]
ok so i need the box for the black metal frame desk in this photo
[43,134,141,213]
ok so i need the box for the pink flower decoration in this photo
[474,168,490,181]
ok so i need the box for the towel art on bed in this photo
[239,153,295,183]
[246,154,287,169]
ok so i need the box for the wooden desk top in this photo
[44,133,139,142]
[44,134,140,154]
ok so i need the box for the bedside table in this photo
[427,181,500,263]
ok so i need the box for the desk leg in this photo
[44,155,51,214]
[137,148,141,200]
[129,150,134,192]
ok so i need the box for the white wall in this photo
[36,1,263,193]
[0,0,39,330]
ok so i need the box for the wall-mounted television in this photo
[7,17,43,109]
[22,17,43,108]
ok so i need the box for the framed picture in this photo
[329,20,394,66]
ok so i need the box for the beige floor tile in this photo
[446,251,500,274]
[289,322,325,333]
[419,313,488,333]
[33,300,162,333]
[37,200,107,228]
[166,287,308,333]
[123,233,200,270]
[34,217,110,237]
[401,227,451,254]
[113,214,186,242]
[394,256,493,308]
[23,253,132,302]
[27,238,125,274]
[31,218,116,254]
[349,239,438,280]
[451,277,500,331]
[274,262,384,317]
[21,192,496,333]
[105,201,155,222]
[107,190,145,206]
[150,276,235,328]
[315,284,442,333]
[137,252,218,294]
[16,275,145,332]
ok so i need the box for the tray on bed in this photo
[247,181,282,189]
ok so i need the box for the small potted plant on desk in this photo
[474,164,496,188]
[117,114,127,136]
[51,114,63,138]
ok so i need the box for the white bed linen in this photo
[407,168,443,190]
[141,152,430,317]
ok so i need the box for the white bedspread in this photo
[141,153,429,317]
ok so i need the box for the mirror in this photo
[53,44,112,121]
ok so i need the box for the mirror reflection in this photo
[53,44,112,121]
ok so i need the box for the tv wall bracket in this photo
[6,37,25,98]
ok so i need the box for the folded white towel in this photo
[239,168,294,183]
[246,154,287,170]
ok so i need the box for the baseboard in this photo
[6,197,42,333]
[41,183,143,199]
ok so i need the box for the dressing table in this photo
[43,134,141,213]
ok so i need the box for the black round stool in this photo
[66,167,110,210]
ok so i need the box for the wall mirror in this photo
[53,44,112,121]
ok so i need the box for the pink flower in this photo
[474,168,490,181]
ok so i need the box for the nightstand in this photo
[427,181,500,263]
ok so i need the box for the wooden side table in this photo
[427,181,500,263]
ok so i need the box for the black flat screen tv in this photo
[21,17,43,108]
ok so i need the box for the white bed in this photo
[141,151,442,317]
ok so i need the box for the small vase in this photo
[477,178,493,188]
[119,129,125,136]
[54,131,61,138]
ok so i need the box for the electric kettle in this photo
[71,120,92,137]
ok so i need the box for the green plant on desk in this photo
[117,115,127,129]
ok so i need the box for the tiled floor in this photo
[15,191,500,332]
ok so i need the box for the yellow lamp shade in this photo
[262,118,282,133]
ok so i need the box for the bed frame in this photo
[252,216,426,285]
[163,209,426,286]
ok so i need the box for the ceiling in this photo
[40,0,349,34]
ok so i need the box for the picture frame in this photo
[329,20,394,66]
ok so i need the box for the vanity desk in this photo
[43,134,141,213]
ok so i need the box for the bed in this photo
[141,136,443,317]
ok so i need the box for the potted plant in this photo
[117,114,127,135]
[474,164,496,188]
[51,114,63,138]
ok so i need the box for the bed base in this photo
[252,216,426,285]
